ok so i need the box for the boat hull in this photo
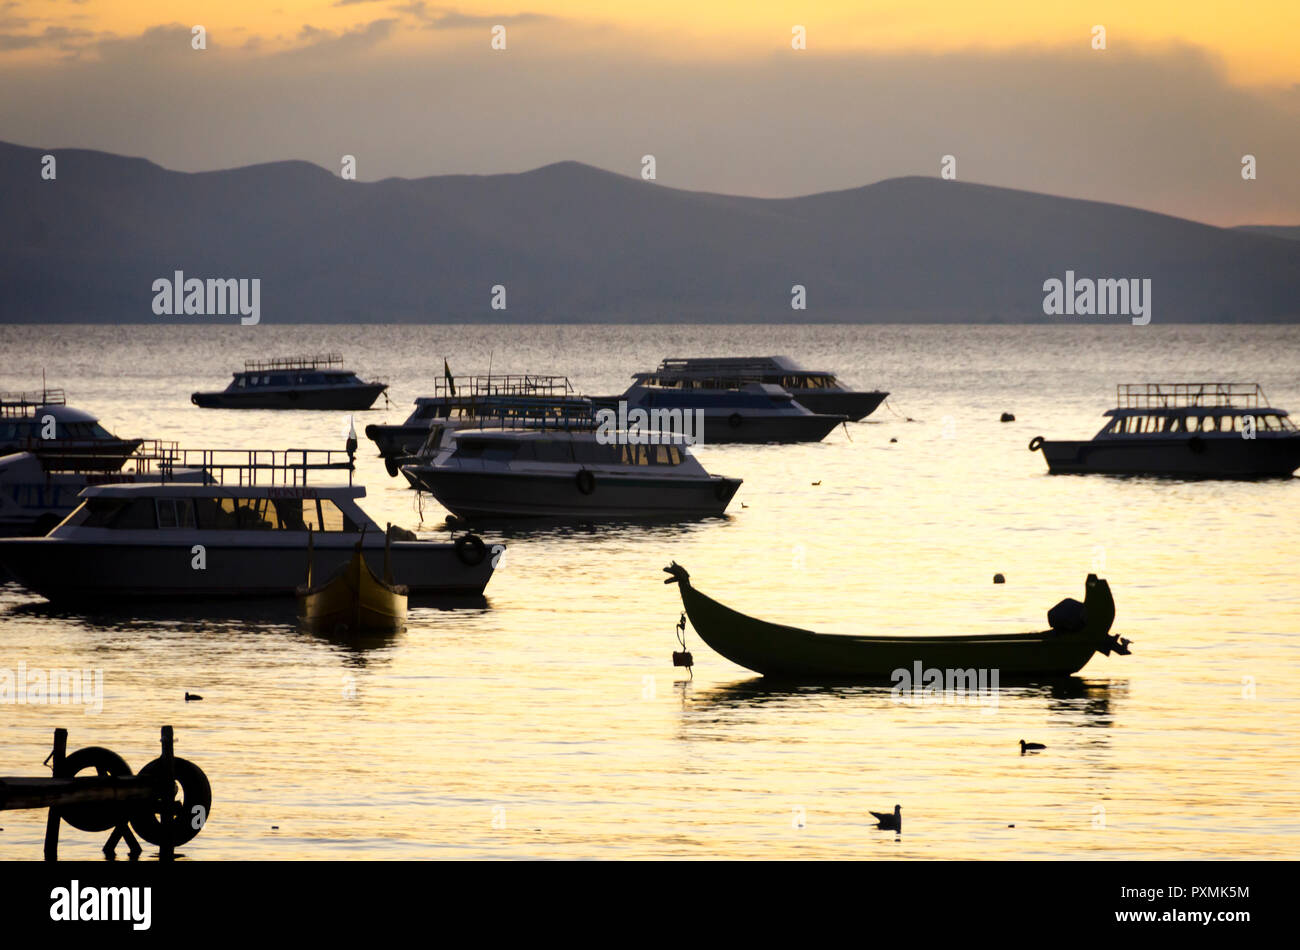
[191,384,386,410]
[365,423,429,460]
[0,536,493,601]
[672,572,1118,680]
[792,390,888,422]
[298,551,407,633]
[1038,436,1300,477]
[405,467,741,520]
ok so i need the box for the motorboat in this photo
[191,354,387,410]
[402,426,742,521]
[365,374,578,468]
[596,382,848,444]
[0,449,499,601]
[0,389,143,471]
[663,563,1130,680]
[0,445,210,537]
[1029,383,1300,477]
[631,356,888,421]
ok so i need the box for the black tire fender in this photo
[130,756,212,847]
[455,533,488,566]
[727,412,744,429]
[384,456,401,478]
[1188,436,1206,455]
[576,469,596,495]
[55,747,134,832]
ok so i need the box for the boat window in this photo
[82,497,156,529]
[1166,416,1181,433]
[1184,416,1199,433]
[236,377,246,388]
[1201,416,1217,432]
[156,498,196,529]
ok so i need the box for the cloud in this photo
[392,4,561,29]
[0,24,92,52]
[0,24,1294,225]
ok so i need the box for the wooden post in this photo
[43,728,66,861]
[159,725,175,861]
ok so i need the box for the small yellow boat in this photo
[297,525,408,634]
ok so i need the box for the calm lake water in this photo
[1,323,1297,859]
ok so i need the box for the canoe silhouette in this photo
[662,563,1129,679]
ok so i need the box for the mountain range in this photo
[2,140,1297,323]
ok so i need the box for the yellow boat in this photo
[297,525,408,634]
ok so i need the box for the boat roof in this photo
[642,356,832,377]
[80,482,365,499]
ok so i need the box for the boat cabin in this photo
[634,356,845,391]
[1096,384,1296,438]
[56,482,369,536]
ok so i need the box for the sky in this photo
[1,2,1297,225]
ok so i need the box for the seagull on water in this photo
[870,804,901,832]
[1019,739,1046,753]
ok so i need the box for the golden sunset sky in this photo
[2,2,1297,222]
[11,1,1295,84]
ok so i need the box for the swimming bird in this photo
[811,480,821,486]
[1019,739,1046,753]
[870,804,901,832]
[185,692,203,702]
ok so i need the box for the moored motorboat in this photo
[0,449,500,601]
[631,356,888,421]
[662,563,1130,679]
[191,354,387,410]
[595,382,848,444]
[403,426,742,521]
[297,527,408,633]
[1030,383,1300,478]
[365,374,578,468]
[1,389,143,471]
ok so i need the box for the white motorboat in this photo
[0,449,500,601]
[401,427,742,520]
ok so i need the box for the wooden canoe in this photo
[297,528,408,634]
[662,563,1129,680]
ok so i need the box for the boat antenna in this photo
[487,349,493,394]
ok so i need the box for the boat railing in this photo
[244,354,345,373]
[146,448,355,486]
[0,389,68,415]
[1116,383,1268,410]
[429,374,575,400]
